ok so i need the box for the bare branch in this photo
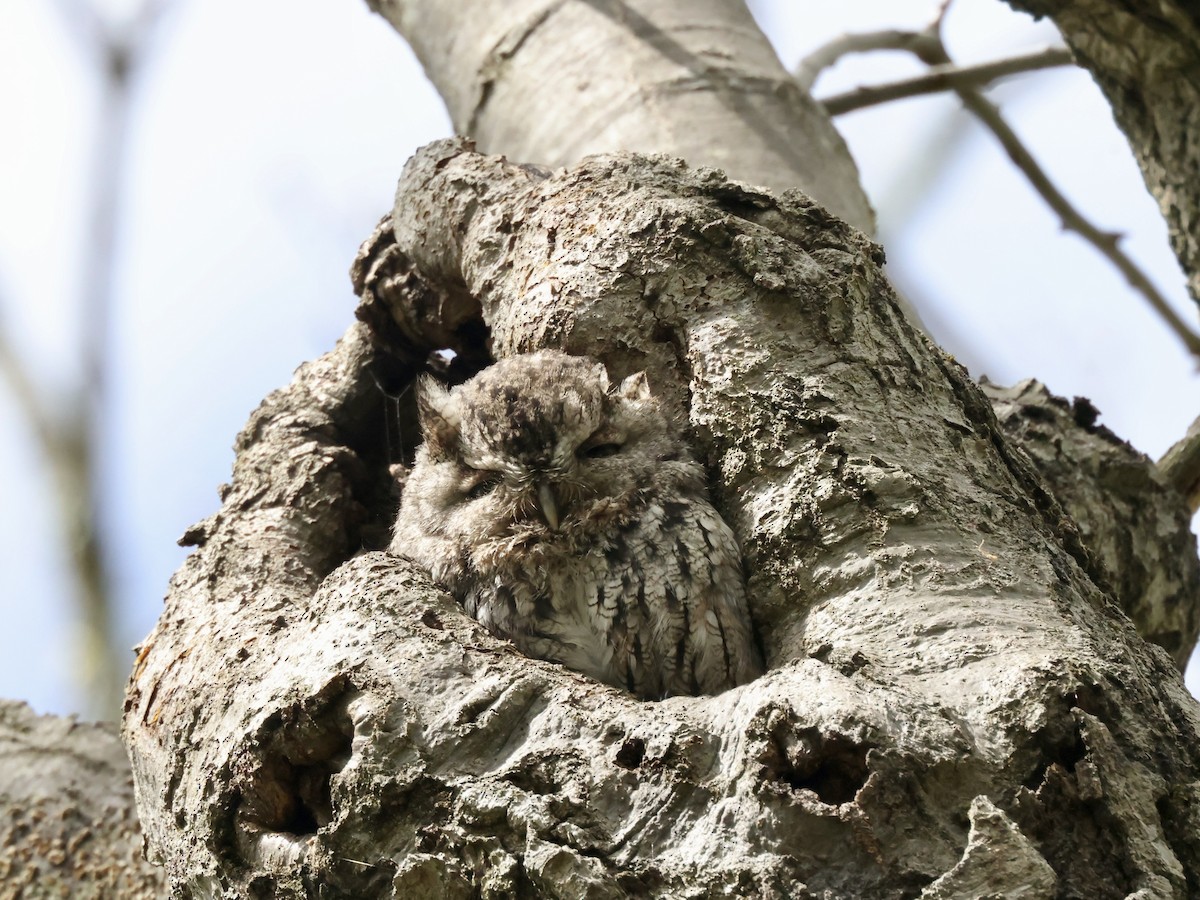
[794,30,938,92]
[804,19,1200,361]
[0,294,121,718]
[822,47,1074,116]
[921,50,1200,360]
[0,302,56,454]
[955,83,1200,359]
[932,0,956,31]
[794,2,953,92]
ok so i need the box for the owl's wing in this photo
[681,503,763,695]
[605,498,762,699]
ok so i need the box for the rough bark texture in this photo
[0,700,165,898]
[123,140,1200,898]
[1159,413,1200,510]
[985,379,1200,668]
[1003,0,1200,304]
[365,0,874,233]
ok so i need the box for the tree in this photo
[9,0,1200,897]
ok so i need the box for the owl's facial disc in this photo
[438,352,665,535]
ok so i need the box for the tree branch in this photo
[125,139,1200,897]
[366,0,874,230]
[794,29,937,92]
[0,289,122,721]
[821,47,1074,116]
[999,0,1200,308]
[805,18,1200,361]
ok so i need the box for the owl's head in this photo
[403,351,700,538]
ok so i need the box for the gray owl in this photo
[390,350,763,698]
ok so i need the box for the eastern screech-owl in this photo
[391,350,763,698]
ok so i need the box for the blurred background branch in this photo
[0,0,173,719]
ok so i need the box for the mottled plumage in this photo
[390,350,763,698]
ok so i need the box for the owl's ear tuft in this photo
[415,377,460,455]
[617,371,652,402]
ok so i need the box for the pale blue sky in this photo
[2,0,1198,717]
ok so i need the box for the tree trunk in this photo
[364,0,874,232]
[118,1,1200,897]
[120,134,1200,896]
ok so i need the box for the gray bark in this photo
[366,0,874,233]
[1160,414,1200,510]
[123,139,1200,898]
[0,700,165,897]
[985,379,1200,668]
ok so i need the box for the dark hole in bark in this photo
[1023,710,1089,790]
[761,725,870,806]
[347,215,495,555]
[811,643,869,677]
[248,875,278,899]
[651,320,686,364]
[237,686,356,840]
[258,758,328,835]
[615,737,647,769]
[787,736,869,805]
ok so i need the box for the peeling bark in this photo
[124,140,1200,897]
[0,700,165,898]
[1002,0,1200,305]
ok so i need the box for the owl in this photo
[390,350,763,698]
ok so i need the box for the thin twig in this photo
[806,14,1200,362]
[0,302,115,716]
[795,29,937,92]
[954,86,1200,358]
[822,47,1074,116]
[78,0,172,719]
[916,24,1200,360]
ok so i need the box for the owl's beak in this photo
[537,482,560,531]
